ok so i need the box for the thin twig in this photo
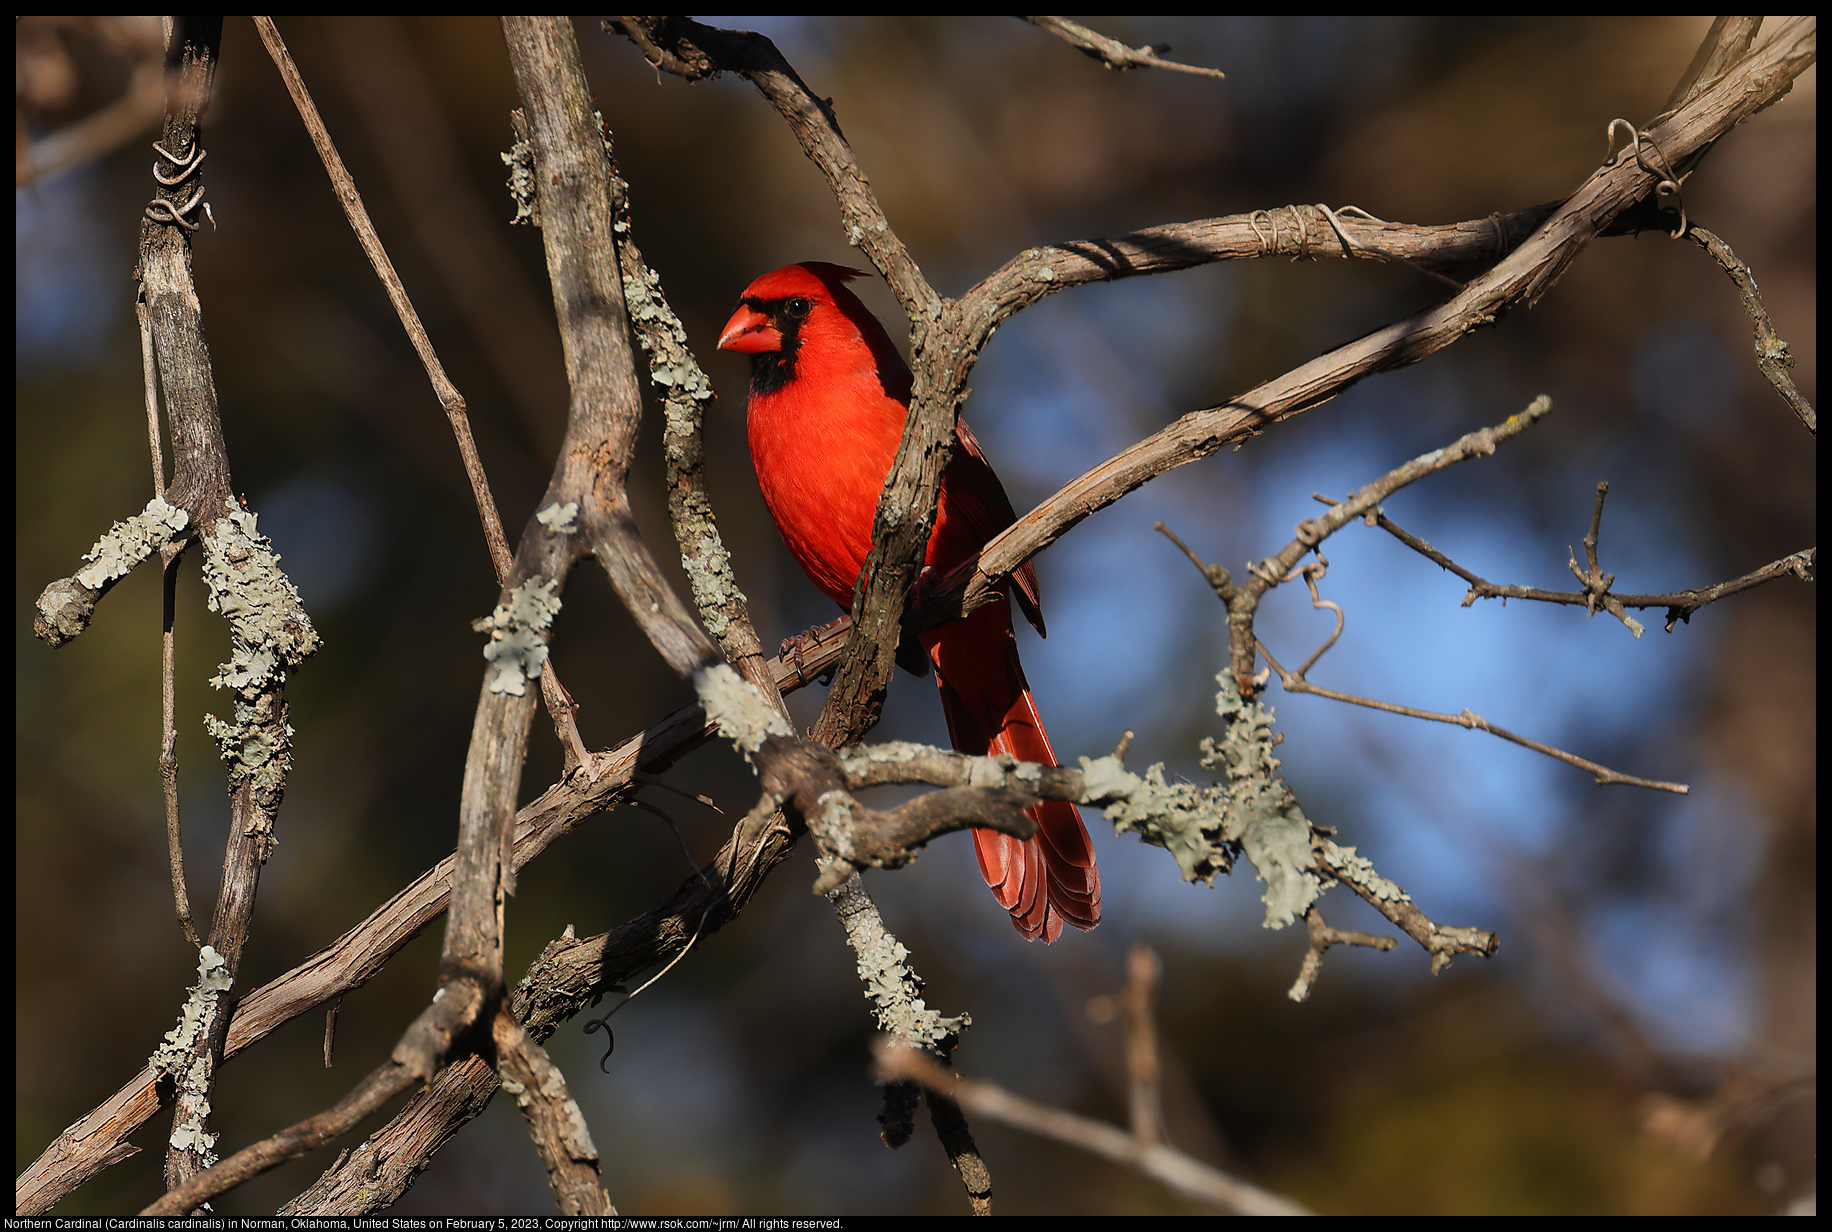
[1159,397,1689,792]
[1260,637,1688,792]
[1566,481,1642,636]
[916,24,1818,631]
[1313,841,1499,973]
[1685,224,1815,433]
[250,17,512,582]
[1232,396,1555,688]
[873,1038,1311,1215]
[142,264,196,946]
[1022,16,1227,80]
[1288,907,1396,1002]
[1122,944,1167,1146]
[252,18,601,778]
[160,547,197,948]
[1371,512,1815,633]
[136,296,165,493]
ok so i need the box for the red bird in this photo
[718,262,1100,942]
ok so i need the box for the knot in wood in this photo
[756,735,848,818]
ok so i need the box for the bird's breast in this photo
[748,385,906,607]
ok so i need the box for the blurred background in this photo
[17,16,1814,1215]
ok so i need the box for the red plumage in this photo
[719,262,1100,941]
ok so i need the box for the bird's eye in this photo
[784,296,813,320]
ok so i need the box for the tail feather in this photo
[930,604,1100,942]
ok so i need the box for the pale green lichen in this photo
[1080,754,1234,886]
[806,789,862,891]
[1322,843,1410,906]
[197,499,319,783]
[204,702,290,793]
[839,743,1030,789]
[851,922,969,1048]
[73,496,189,589]
[200,498,320,696]
[167,1116,218,1157]
[536,501,579,534]
[502,140,536,225]
[621,259,715,403]
[837,673,1329,932]
[1201,672,1322,927]
[148,945,233,1089]
[838,742,927,779]
[678,528,744,639]
[1078,673,1324,928]
[695,663,793,758]
[476,577,562,697]
[623,256,734,646]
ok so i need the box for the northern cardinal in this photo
[718,262,1099,942]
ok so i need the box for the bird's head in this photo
[718,263,905,397]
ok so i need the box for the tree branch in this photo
[1022,15,1227,80]
[918,20,1817,634]
[873,1038,1310,1215]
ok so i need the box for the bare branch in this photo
[1255,624,1690,794]
[140,1051,428,1215]
[918,23,1817,631]
[1235,396,1556,683]
[1288,908,1398,1003]
[1371,509,1817,633]
[1121,944,1168,1145]
[1151,397,1691,793]
[252,17,513,584]
[1022,16,1227,80]
[1685,224,1815,432]
[1568,482,1643,636]
[1314,843,1499,974]
[874,1038,1310,1215]
[493,1011,616,1215]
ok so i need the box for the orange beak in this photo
[717,302,782,354]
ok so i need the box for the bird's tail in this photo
[927,603,1100,942]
